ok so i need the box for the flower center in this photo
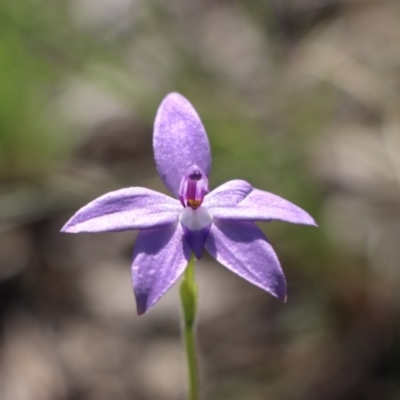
[179,206,212,259]
[178,165,212,258]
[179,165,209,209]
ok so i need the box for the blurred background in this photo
[0,0,400,399]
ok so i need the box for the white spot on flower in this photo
[179,207,212,231]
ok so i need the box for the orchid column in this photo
[61,93,317,400]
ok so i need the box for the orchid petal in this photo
[203,180,252,208]
[205,219,286,301]
[153,93,211,196]
[132,222,191,315]
[61,187,180,233]
[205,181,316,226]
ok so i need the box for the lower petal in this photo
[204,219,286,301]
[132,222,191,315]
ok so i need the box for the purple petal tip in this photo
[60,222,74,233]
[136,301,147,316]
[274,281,287,303]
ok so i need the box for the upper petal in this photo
[205,181,317,226]
[204,219,286,301]
[61,187,181,233]
[153,93,211,196]
[132,222,191,315]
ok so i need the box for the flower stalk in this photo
[180,254,200,400]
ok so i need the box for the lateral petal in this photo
[61,187,180,233]
[206,182,316,226]
[203,180,253,208]
[153,93,211,196]
[132,222,191,315]
[205,219,286,301]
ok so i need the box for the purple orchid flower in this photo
[62,93,316,315]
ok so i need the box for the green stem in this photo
[180,254,200,400]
